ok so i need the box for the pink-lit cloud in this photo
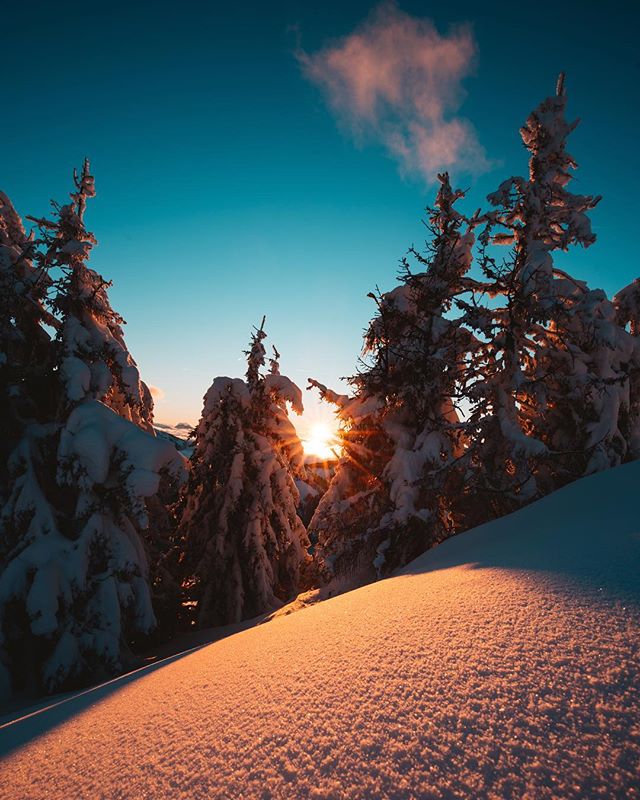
[148,384,165,401]
[298,3,489,182]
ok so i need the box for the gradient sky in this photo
[3,1,639,435]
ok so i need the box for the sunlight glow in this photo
[302,422,339,460]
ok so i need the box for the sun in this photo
[302,422,339,460]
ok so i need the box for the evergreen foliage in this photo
[178,322,311,627]
[1,75,639,701]
[0,163,184,699]
[311,76,639,585]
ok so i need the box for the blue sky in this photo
[3,1,639,432]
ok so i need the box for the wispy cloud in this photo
[148,384,165,401]
[298,3,488,182]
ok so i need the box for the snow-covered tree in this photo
[309,173,477,582]
[501,74,634,485]
[0,163,185,699]
[177,322,311,627]
[295,455,335,527]
[0,403,184,696]
[0,193,55,500]
[462,74,621,505]
[614,279,640,337]
[30,159,154,430]
[534,285,638,477]
[458,223,548,511]
[305,382,389,584]
[613,278,640,459]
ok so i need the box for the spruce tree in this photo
[306,380,390,583]
[613,278,640,459]
[309,173,477,582]
[462,74,623,505]
[499,75,633,484]
[30,160,154,430]
[178,322,310,627]
[0,193,55,501]
[0,163,184,699]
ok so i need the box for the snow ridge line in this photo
[0,642,207,732]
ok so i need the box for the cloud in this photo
[148,384,165,401]
[298,3,489,182]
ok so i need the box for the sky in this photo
[2,1,639,436]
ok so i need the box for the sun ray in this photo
[302,422,340,460]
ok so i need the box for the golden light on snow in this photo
[302,422,339,460]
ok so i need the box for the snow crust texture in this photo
[1,463,639,799]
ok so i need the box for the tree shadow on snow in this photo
[0,615,265,759]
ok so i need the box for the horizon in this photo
[3,1,639,442]
[3,4,640,795]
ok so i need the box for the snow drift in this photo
[1,461,639,798]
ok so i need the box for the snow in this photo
[1,461,639,798]
[0,402,188,694]
[264,373,304,415]
[59,400,186,502]
[177,329,309,628]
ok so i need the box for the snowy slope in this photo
[1,463,640,799]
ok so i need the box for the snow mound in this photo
[1,462,640,798]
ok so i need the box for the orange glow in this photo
[302,422,339,460]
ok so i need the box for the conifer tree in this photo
[0,163,184,699]
[462,74,624,504]
[614,278,640,459]
[306,380,389,583]
[30,160,154,430]
[0,193,55,500]
[532,284,637,478]
[178,322,310,627]
[515,76,632,483]
[614,279,640,337]
[309,173,477,582]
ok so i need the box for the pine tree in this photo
[306,380,390,583]
[178,322,311,627]
[30,159,154,430]
[495,75,633,484]
[614,279,640,337]
[309,173,477,582]
[459,217,548,512]
[533,284,637,478]
[0,163,184,699]
[0,193,55,500]
[462,74,621,506]
[614,278,640,459]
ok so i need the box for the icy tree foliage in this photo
[0,403,184,694]
[459,73,635,506]
[31,160,154,430]
[532,285,638,477]
[311,76,640,585]
[614,278,640,337]
[613,278,640,457]
[0,164,185,699]
[309,174,477,581]
[178,323,311,627]
[306,381,389,583]
[510,75,635,482]
[2,75,640,700]
[0,193,54,499]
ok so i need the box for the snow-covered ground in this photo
[1,463,639,799]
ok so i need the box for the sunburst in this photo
[302,422,339,460]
